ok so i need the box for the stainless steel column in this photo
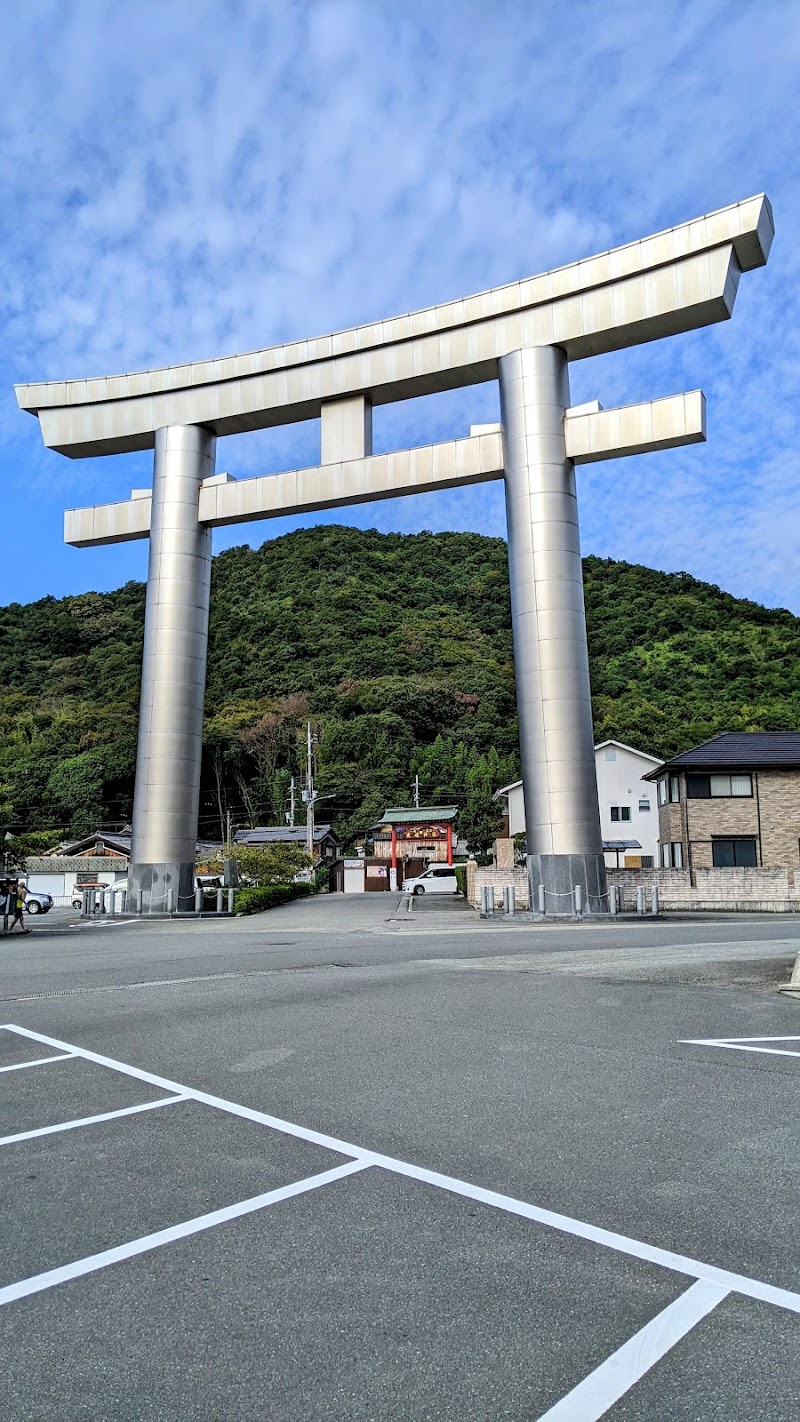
[499,347,607,915]
[129,425,215,913]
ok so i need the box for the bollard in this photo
[537,883,546,915]
[503,885,515,917]
[636,885,645,916]
[216,887,224,914]
[195,886,203,914]
[609,884,618,916]
[81,889,91,918]
[108,888,117,917]
[480,885,494,918]
[166,886,175,914]
[97,888,106,916]
[651,885,659,916]
[227,887,235,914]
[136,890,143,915]
[574,883,583,916]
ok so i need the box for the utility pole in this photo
[412,774,420,809]
[304,722,315,862]
[225,808,232,856]
[288,776,296,827]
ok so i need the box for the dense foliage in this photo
[0,525,797,850]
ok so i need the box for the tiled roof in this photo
[373,806,459,826]
[234,825,336,845]
[643,732,800,778]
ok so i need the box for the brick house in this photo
[643,732,800,872]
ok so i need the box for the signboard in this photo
[344,859,362,870]
[366,866,388,878]
[396,825,447,841]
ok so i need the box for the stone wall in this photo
[608,865,800,912]
[467,860,528,909]
[467,860,800,912]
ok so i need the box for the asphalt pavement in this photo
[1,894,799,1419]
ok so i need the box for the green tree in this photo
[210,842,312,886]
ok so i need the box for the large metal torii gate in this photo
[16,195,773,914]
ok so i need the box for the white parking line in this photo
[683,1035,800,1060]
[5,1022,800,1318]
[0,1159,368,1307]
[0,1052,75,1074]
[535,1279,729,1421]
[0,1094,186,1147]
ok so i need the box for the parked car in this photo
[24,889,53,915]
[402,866,459,895]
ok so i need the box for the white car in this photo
[403,866,458,895]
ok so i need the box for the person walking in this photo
[0,880,10,933]
[8,880,31,933]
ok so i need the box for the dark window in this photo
[641,856,654,868]
[687,775,711,798]
[712,839,757,868]
[688,773,752,799]
[610,806,631,822]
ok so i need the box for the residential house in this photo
[643,732,800,871]
[494,740,663,868]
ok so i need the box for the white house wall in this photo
[504,743,662,864]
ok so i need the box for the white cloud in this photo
[0,0,798,609]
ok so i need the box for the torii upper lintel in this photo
[16,194,771,459]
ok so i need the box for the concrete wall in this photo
[467,861,800,912]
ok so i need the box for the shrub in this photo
[233,881,315,916]
[453,864,467,897]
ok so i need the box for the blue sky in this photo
[1,0,798,612]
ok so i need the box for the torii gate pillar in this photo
[129,425,216,913]
[500,347,604,912]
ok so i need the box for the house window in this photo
[669,777,680,803]
[712,838,757,867]
[638,799,651,812]
[661,842,684,868]
[610,806,631,822]
[658,779,668,806]
[604,748,616,761]
[641,856,654,868]
[687,773,752,798]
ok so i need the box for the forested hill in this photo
[0,525,797,846]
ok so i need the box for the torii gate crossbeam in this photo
[16,195,772,914]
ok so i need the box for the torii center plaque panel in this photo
[16,195,773,913]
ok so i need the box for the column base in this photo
[128,862,196,915]
[527,853,608,916]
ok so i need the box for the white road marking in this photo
[5,1023,800,1317]
[0,1159,368,1307]
[0,1052,74,1074]
[684,1036,800,1060]
[535,1279,729,1421]
[0,1094,186,1147]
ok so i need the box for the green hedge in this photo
[453,864,467,897]
[233,882,315,916]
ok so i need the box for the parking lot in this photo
[1,896,799,1419]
